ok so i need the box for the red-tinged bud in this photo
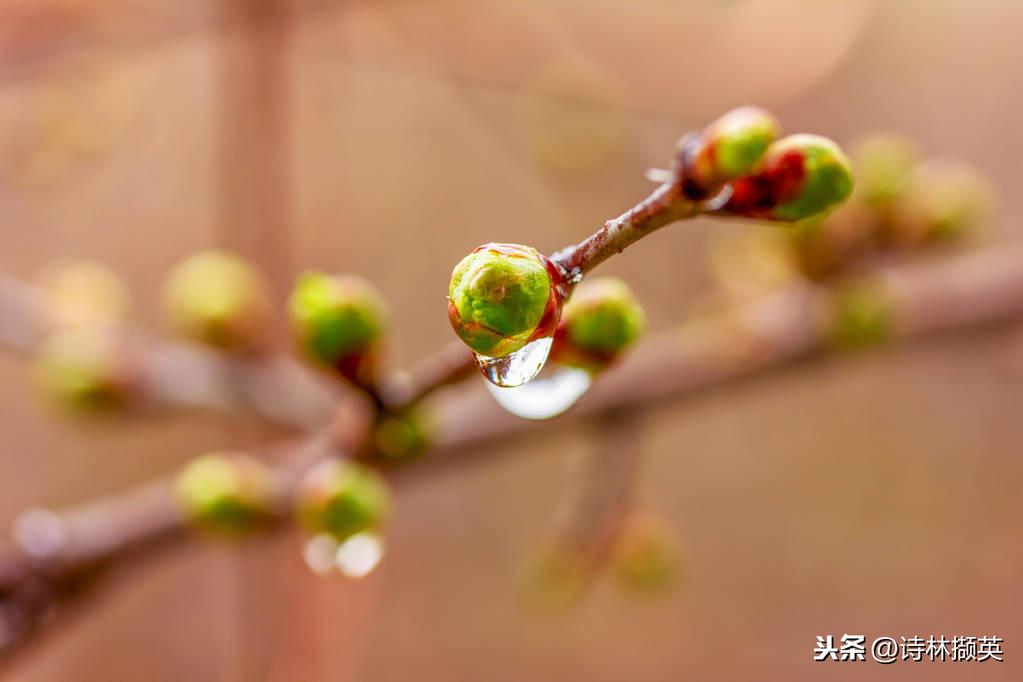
[680,106,780,200]
[722,134,854,222]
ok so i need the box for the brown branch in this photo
[0,428,344,664]
[551,180,700,277]
[378,341,476,410]
[0,272,344,431]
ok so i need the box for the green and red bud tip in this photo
[162,250,272,352]
[448,243,565,358]
[288,271,389,383]
[682,106,780,198]
[295,459,392,542]
[174,453,276,533]
[724,134,854,222]
[552,277,645,372]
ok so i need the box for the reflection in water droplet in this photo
[303,534,339,577]
[474,336,553,388]
[335,532,385,579]
[486,367,592,420]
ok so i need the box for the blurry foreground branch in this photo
[3,244,1023,664]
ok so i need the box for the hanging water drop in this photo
[303,533,339,577]
[486,367,592,420]
[474,336,553,388]
[335,532,385,578]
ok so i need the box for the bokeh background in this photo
[1,0,1022,679]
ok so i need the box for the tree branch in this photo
[0,428,343,664]
[551,180,699,277]
[2,243,1023,666]
[0,273,344,431]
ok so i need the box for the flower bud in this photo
[552,277,645,372]
[519,541,589,614]
[174,453,276,533]
[448,243,565,358]
[680,106,780,199]
[723,134,854,222]
[288,272,389,388]
[886,159,993,247]
[32,327,139,411]
[162,250,272,352]
[851,134,919,210]
[826,281,894,350]
[295,459,392,542]
[36,259,129,328]
[611,513,681,593]
[373,407,434,463]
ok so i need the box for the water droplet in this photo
[303,534,339,576]
[335,532,385,578]
[486,367,592,420]
[474,336,553,388]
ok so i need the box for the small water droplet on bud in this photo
[474,336,553,388]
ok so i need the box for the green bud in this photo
[519,541,589,614]
[296,459,392,542]
[448,243,562,358]
[724,134,854,222]
[373,407,434,463]
[851,134,919,209]
[826,281,894,350]
[174,453,276,533]
[32,327,138,411]
[888,160,993,246]
[163,250,272,352]
[288,272,388,384]
[553,277,645,372]
[36,259,130,328]
[683,106,780,196]
[611,513,681,594]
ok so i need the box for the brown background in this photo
[1,0,1021,679]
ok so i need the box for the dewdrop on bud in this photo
[611,513,682,594]
[887,159,994,246]
[36,259,129,328]
[552,277,645,373]
[485,278,642,420]
[32,327,139,411]
[723,134,854,222]
[448,243,567,387]
[174,453,276,534]
[295,459,392,543]
[680,106,780,199]
[288,272,389,389]
[163,250,272,352]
